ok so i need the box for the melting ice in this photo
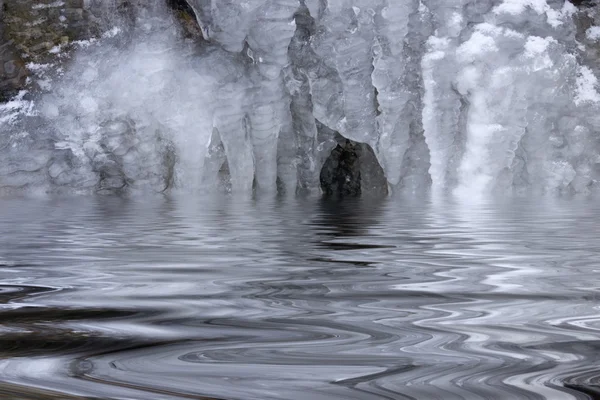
[1,0,600,197]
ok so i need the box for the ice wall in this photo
[1,0,600,196]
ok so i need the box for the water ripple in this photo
[0,197,599,399]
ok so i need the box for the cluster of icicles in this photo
[2,0,600,197]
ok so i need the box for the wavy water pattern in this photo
[1,196,600,399]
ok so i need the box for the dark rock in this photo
[0,0,26,100]
[167,0,195,13]
[0,42,27,101]
[571,0,597,8]
[166,0,203,39]
[320,139,361,197]
[0,0,103,100]
[320,138,388,198]
[1,0,92,63]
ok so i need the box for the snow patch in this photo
[0,92,37,125]
[575,66,600,105]
[457,32,499,63]
[493,0,575,28]
[586,26,600,41]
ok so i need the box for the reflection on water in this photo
[1,195,600,399]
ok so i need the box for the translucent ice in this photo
[1,0,600,196]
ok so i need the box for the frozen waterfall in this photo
[1,0,600,196]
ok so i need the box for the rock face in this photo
[0,0,102,100]
[321,140,362,197]
[0,1,27,101]
[0,41,27,102]
[320,139,388,198]
[2,0,94,63]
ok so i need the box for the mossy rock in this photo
[2,0,94,63]
[0,0,105,99]
[0,43,28,101]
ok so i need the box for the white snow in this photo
[575,66,600,105]
[493,0,575,28]
[586,26,600,41]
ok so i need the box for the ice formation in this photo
[1,0,600,196]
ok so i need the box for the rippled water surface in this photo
[1,196,600,399]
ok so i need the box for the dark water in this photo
[1,195,600,400]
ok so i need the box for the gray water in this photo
[1,195,600,400]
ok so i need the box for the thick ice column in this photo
[246,0,298,192]
[276,108,298,195]
[515,56,581,194]
[421,42,463,194]
[247,0,298,81]
[420,0,469,194]
[157,64,215,190]
[200,128,228,190]
[213,81,255,194]
[453,25,529,196]
[313,0,378,146]
[455,82,528,196]
[283,3,323,193]
[372,0,419,186]
[248,81,289,192]
[286,66,320,192]
[172,112,213,190]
